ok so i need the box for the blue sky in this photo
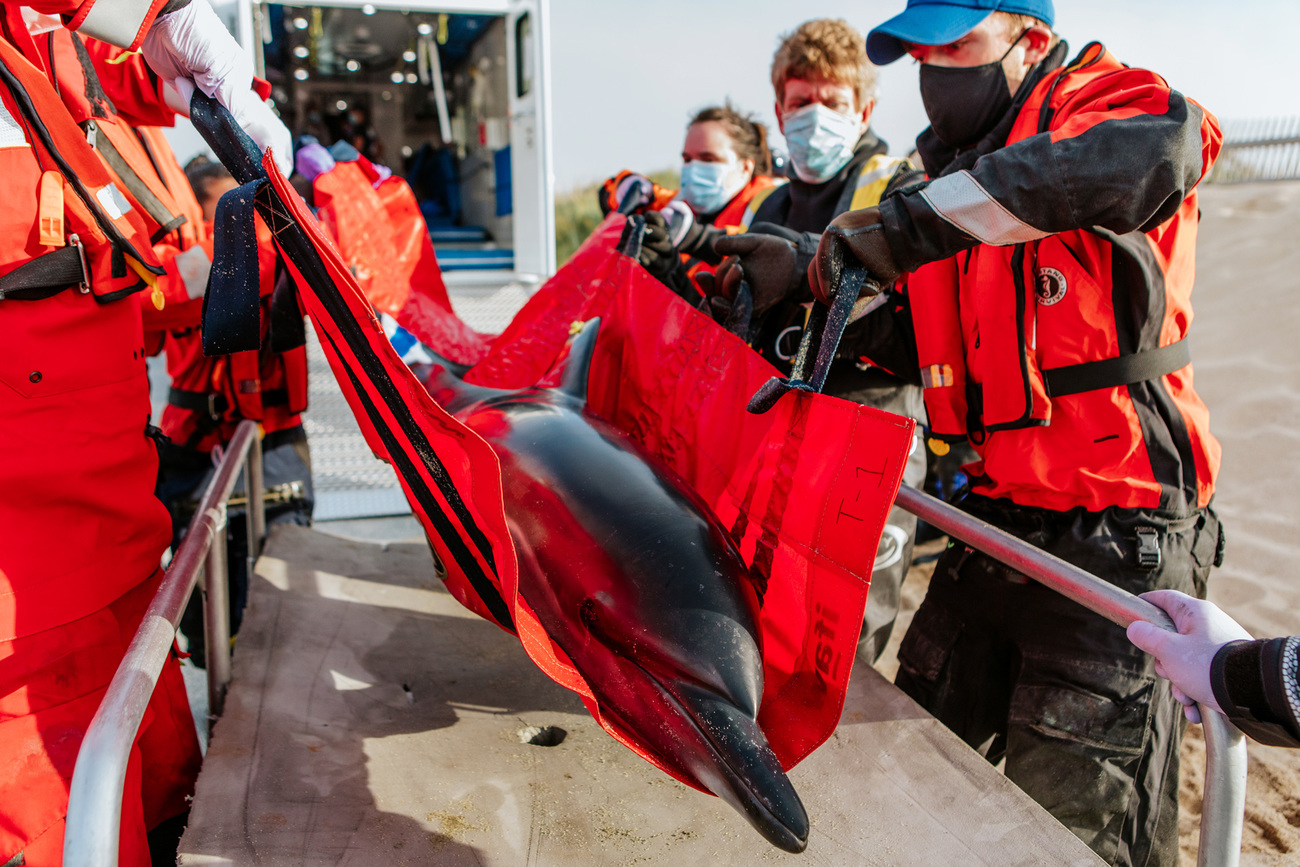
[549,0,1300,190]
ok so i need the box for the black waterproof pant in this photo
[895,494,1223,867]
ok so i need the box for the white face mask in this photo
[679,157,748,216]
[782,103,861,184]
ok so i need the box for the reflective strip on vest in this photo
[77,0,156,50]
[740,184,781,230]
[848,154,906,211]
[919,170,1050,246]
[0,96,27,149]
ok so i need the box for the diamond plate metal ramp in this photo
[304,283,532,521]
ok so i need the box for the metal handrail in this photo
[896,486,1248,867]
[63,420,265,867]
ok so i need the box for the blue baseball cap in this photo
[866,0,1055,65]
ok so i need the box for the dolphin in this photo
[421,319,810,853]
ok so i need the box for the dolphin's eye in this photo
[579,597,601,632]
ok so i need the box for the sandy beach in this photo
[1179,179,1300,865]
[877,180,1300,866]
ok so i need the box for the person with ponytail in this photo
[599,103,783,299]
[677,104,780,233]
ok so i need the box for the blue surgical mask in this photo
[679,160,746,216]
[782,103,861,184]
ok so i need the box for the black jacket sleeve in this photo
[1211,636,1300,748]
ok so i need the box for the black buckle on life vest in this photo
[70,234,90,294]
[1135,527,1161,571]
[0,236,91,302]
[168,387,229,422]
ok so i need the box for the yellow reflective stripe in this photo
[848,154,909,211]
[739,181,784,232]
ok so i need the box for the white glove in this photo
[142,0,292,176]
[1127,590,1253,724]
[173,243,212,300]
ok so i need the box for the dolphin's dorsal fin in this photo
[557,318,602,404]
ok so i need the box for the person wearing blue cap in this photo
[799,2,1226,866]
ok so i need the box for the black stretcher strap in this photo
[204,178,265,355]
[1043,338,1191,397]
[0,246,85,301]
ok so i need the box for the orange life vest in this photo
[906,45,1221,514]
[682,174,783,285]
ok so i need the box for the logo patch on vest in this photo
[1035,267,1068,306]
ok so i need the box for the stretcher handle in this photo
[189,90,268,186]
[747,236,880,414]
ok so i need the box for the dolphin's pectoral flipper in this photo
[556,318,602,404]
[421,362,511,416]
[420,347,474,379]
[668,681,810,853]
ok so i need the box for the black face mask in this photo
[919,30,1030,149]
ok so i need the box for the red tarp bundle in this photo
[313,157,491,366]
[266,156,915,776]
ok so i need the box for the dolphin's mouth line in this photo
[532,598,780,816]
[603,652,795,833]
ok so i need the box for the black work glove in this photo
[808,206,900,305]
[638,210,678,275]
[638,210,696,301]
[713,229,802,315]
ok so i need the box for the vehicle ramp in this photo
[179,524,1102,866]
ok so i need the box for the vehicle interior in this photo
[263,5,518,272]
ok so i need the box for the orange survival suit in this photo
[67,36,309,449]
[879,43,1222,515]
[854,40,1224,866]
[0,3,203,864]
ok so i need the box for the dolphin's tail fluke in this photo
[672,683,810,853]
